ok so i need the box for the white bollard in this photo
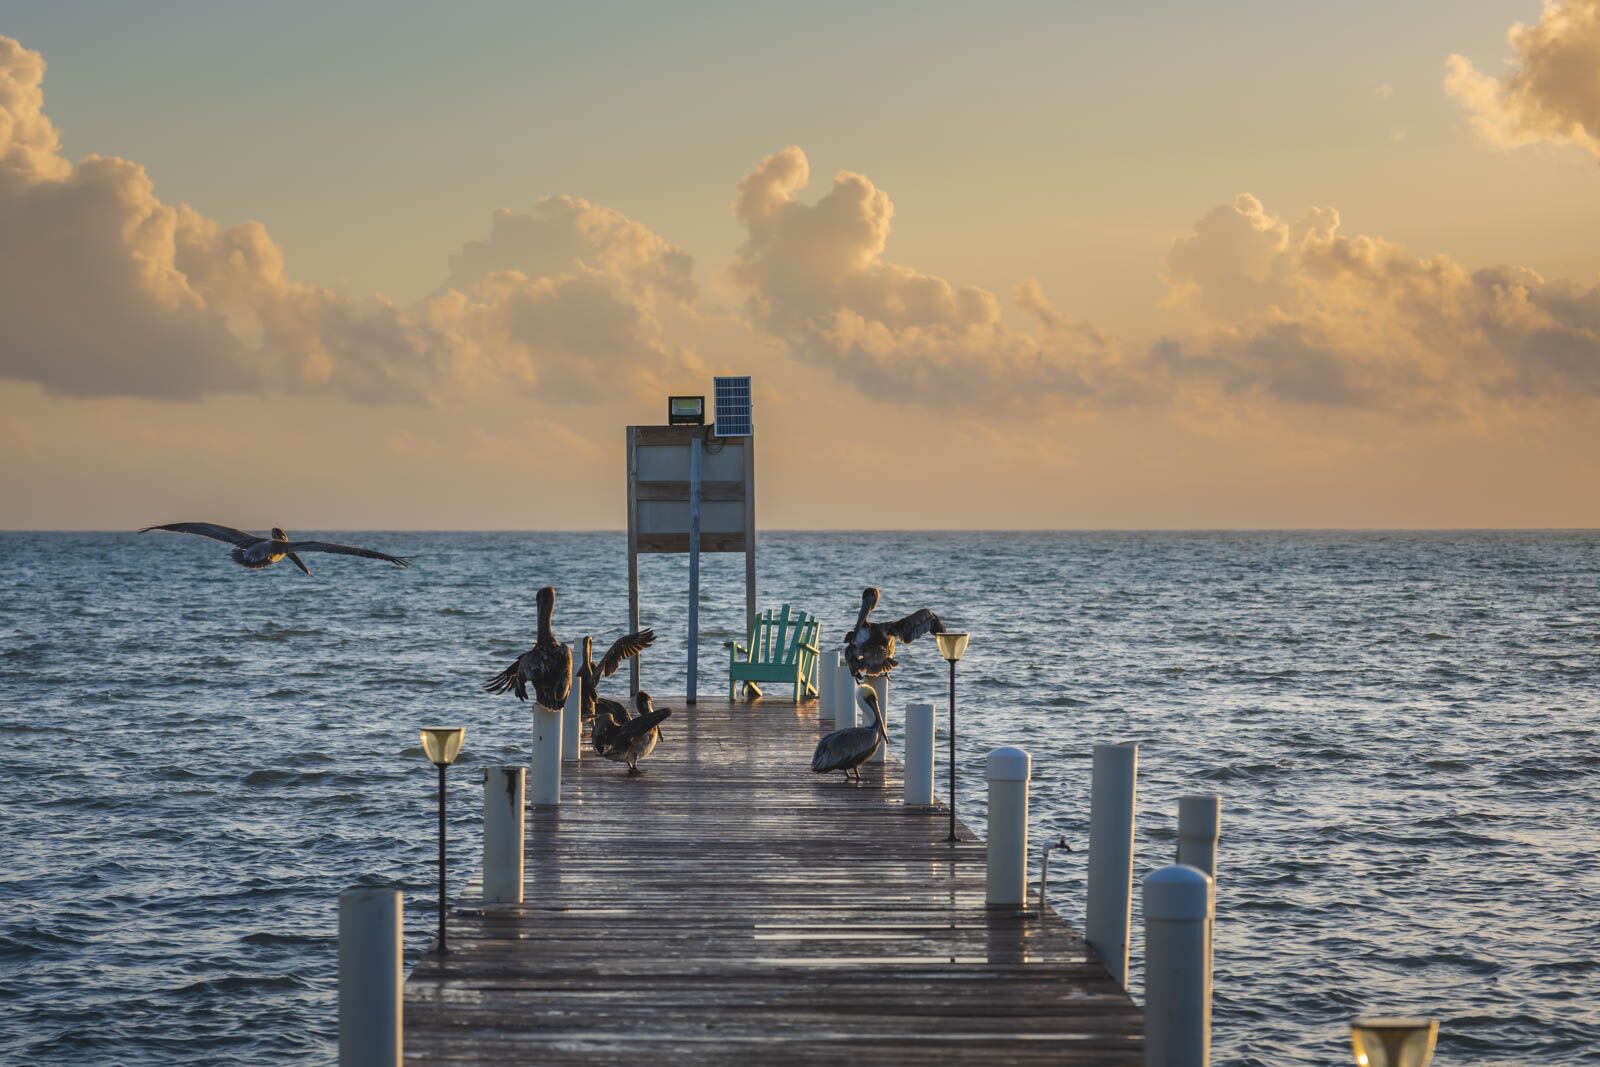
[819,653,835,722]
[833,654,855,729]
[1177,795,1220,878]
[985,746,1031,906]
[867,675,888,763]
[338,887,402,1067]
[1087,742,1138,988]
[1143,864,1214,1067]
[483,766,525,904]
[530,705,562,806]
[903,702,935,806]
[562,666,582,763]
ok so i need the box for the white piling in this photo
[985,746,1031,907]
[819,653,835,722]
[1143,864,1214,1067]
[482,767,525,904]
[1087,742,1138,988]
[530,705,562,806]
[833,654,855,729]
[338,887,402,1067]
[867,675,888,763]
[904,702,935,806]
[562,666,582,763]
[1177,795,1220,877]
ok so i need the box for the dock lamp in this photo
[419,727,466,954]
[1351,1017,1438,1067]
[934,632,969,843]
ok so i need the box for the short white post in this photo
[1143,864,1214,1067]
[1177,795,1220,877]
[562,665,582,763]
[903,702,935,806]
[819,654,835,722]
[985,746,1031,906]
[530,705,562,806]
[1087,742,1138,988]
[338,887,402,1067]
[482,767,525,904]
[867,675,888,763]
[833,655,855,729]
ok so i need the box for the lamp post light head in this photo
[420,727,466,767]
[935,632,970,663]
[1351,1018,1438,1067]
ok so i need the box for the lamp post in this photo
[419,726,465,955]
[934,632,969,843]
[1351,1017,1438,1067]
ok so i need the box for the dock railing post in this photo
[819,653,835,722]
[483,767,525,904]
[338,887,402,1067]
[530,704,562,806]
[834,654,855,729]
[985,746,1031,906]
[867,675,888,763]
[1177,795,1220,876]
[904,702,935,806]
[1087,742,1138,987]
[1143,864,1213,1067]
[562,664,582,763]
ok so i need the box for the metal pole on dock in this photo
[530,706,562,806]
[1087,742,1138,988]
[985,746,1031,906]
[1143,864,1213,1067]
[1177,795,1220,877]
[904,702,935,806]
[338,887,402,1067]
[483,767,525,904]
[562,663,582,763]
[686,432,701,704]
[867,675,888,763]
[833,654,854,729]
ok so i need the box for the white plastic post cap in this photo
[340,886,401,905]
[906,701,935,723]
[986,746,1032,782]
[1143,864,1214,920]
[1178,795,1221,838]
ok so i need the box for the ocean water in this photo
[0,530,1596,1065]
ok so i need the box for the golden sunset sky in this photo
[3,1,1598,529]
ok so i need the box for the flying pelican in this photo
[484,586,573,710]
[575,629,656,721]
[843,586,945,680]
[138,523,409,574]
[812,685,885,783]
[592,690,671,775]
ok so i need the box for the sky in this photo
[2,0,1599,529]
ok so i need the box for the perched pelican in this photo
[843,587,944,679]
[484,586,573,711]
[139,523,409,574]
[592,690,672,775]
[575,629,656,721]
[812,685,885,783]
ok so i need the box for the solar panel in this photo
[712,376,753,437]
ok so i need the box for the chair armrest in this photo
[724,641,748,654]
[798,642,819,655]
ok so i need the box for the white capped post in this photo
[1087,742,1138,988]
[1177,795,1220,877]
[833,654,855,729]
[562,666,582,763]
[819,653,835,722]
[483,766,525,904]
[985,746,1031,907]
[1143,864,1214,1067]
[530,705,562,806]
[904,702,935,806]
[867,675,888,763]
[338,887,402,1067]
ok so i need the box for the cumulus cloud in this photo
[1446,0,1600,159]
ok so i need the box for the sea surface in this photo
[0,531,1596,1065]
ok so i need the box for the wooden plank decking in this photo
[404,696,1142,1064]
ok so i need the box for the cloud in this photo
[1446,0,1600,159]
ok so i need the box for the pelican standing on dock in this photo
[812,685,886,783]
[576,629,656,721]
[138,523,410,574]
[484,586,573,711]
[592,690,672,775]
[843,587,945,680]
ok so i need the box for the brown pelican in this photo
[575,629,656,721]
[843,587,944,679]
[484,586,573,711]
[812,685,885,783]
[138,523,409,574]
[592,690,671,775]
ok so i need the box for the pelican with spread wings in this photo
[843,586,945,679]
[576,629,656,722]
[139,523,410,574]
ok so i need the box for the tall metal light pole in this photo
[419,727,466,954]
[934,632,969,843]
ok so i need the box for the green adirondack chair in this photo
[725,605,821,702]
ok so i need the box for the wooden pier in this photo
[403,696,1143,1064]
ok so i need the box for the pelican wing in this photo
[282,540,410,568]
[605,708,671,754]
[484,653,531,701]
[595,628,655,678]
[886,608,944,643]
[139,522,263,547]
